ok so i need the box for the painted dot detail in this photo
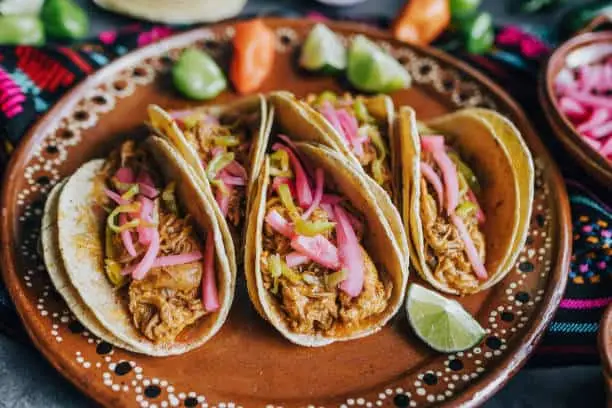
[115,361,132,376]
[144,385,161,399]
[486,336,502,350]
[423,373,437,386]
[68,321,84,333]
[393,394,409,407]
[518,262,534,272]
[516,292,530,303]
[500,312,514,322]
[448,359,463,371]
[184,397,198,407]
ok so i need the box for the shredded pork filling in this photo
[306,93,393,195]
[102,141,208,343]
[419,154,485,294]
[261,199,391,336]
[181,113,255,229]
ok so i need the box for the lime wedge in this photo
[347,34,411,93]
[407,284,485,352]
[300,23,347,73]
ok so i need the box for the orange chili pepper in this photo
[392,0,451,46]
[230,19,276,94]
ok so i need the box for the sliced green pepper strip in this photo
[269,150,293,177]
[121,184,140,201]
[211,179,230,197]
[294,219,336,237]
[104,259,126,287]
[368,127,388,186]
[107,203,141,233]
[206,152,235,180]
[448,151,480,193]
[353,99,374,124]
[161,182,178,214]
[316,91,338,106]
[277,183,299,219]
[455,201,478,219]
[325,268,348,289]
[281,262,302,284]
[213,135,241,147]
[269,254,282,294]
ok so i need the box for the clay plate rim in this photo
[539,30,612,187]
[0,18,572,408]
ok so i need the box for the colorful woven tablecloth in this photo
[0,11,610,366]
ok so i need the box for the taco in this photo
[147,96,270,274]
[54,137,234,355]
[399,106,532,295]
[244,133,408,346]
[42,181,137,352]
[267,91,409,266]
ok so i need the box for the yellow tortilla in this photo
[400,107,525,295]
[245,142,408,346]
[56,136,234,355]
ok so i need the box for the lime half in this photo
[407,284,485,353]
[300,23,347,73]
[347,34,411,93]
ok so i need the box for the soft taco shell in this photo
[399,106,520,294]
[428,108,534,290]
[42,181,138,352]
[245,142,408,346]
[148,96,270,279]
[57,136,234,356]
[265,91,410,268]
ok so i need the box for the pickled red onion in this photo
[272,176,296,197]
[136,172,159,198]
[321,194,343,205]
[601,137,612,157]
[336,109,362,155]
[319,102,347,146]
[451,214,488,280]
[432,149,459,215]
[115,167,135,185]
[130,229,160,280]
[320,203,335,221]
[104,188,128,205]
[420,161,444,209]
[334,205,364,297]
[559,97,587,119]
[215,183,232,217]
[202,231,220,312]
[290,235,340,270]
[576,108,609,134]
[219,171,245,186]
[302,168,324,220]
[467,190,486,224]
[421,135,445,152]
[285,252,310,268]
[265,210,294,238]
[588,120,612,139]
[119,213,137,257]
[272,143,312,208]
[224,160,247,180]
[137,196,154,245]
[121,251,203,275]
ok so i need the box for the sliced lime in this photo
[300,23,347,73]
[407,284,485,353]
[347,34,411,93]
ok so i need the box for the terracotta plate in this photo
[0,19,571,408]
